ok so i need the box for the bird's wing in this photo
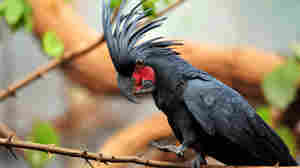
[183,79,293,162]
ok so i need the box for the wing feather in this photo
[183,79,295,164]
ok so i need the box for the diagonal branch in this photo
[0,37,104,101]
[155,0,186,18]
[0,137,188,168]
[0,0,186,102]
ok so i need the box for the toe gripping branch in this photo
[149,141,186,157]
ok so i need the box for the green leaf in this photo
[262,58,300,109]
[163,0,172,5]
[142,0,159,18]
[24,1,32,15]
[42,31,64,59]
[290,43,300,61]
[23,1,33,32]
[275,126,296,157]
[25,120,60,168]
[0,0,8,16]
[256,106,272,126]
[5,0,25,26]
[24,14,33,32]
[110,0,122,9]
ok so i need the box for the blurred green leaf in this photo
[5,0,25,26]
[0,0,8,16]
[24,14,33,32]
[291,43,300,61]
[262,58,300,109]
[42,31,64,59]
[110,0,122,9]
[256,106,272,126]
[163,0,172,4]
[275,126,296,157]
[23,1,33,32]
[25,120,60,168]
[24,1,32,15]
[0,0,33,31]
[142,0,159,18]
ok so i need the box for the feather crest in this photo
[102,0,182,75]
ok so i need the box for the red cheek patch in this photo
[132,66,155,91]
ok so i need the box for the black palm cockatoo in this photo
[102,0,298,166]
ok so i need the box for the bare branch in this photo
[0,137,297,168]
[0,123,25,158]
[155,0,186,18]
[0,36,104,101]
[0,137,188,168]
[5,135,18,160]
[0,0,185,102]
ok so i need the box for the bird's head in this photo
[116,60,156,103]
[102,0,181,103]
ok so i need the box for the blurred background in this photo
[1,0,300,167]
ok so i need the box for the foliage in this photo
[0,0,65,59]
[262,57,300,109]
[109,0,173,18]
[0,0,33,32]
[25,120,60,168]
[142,0,159,17]
[142,0,173,18]
[110,0,122,9]
[42,31,65,59]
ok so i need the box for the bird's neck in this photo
[146,55,186,88]
[145,54,187,110]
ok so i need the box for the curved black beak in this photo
[117,74,139,104]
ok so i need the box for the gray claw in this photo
[150,141,183,156]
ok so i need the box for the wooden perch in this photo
[0,136,189,168]
[0,123,24,158]
[92,113,174,168]
[0,125,296,168]
[1,138,297,168]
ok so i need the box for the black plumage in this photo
[102,0,298,166]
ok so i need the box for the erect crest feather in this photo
[102,0,182,75]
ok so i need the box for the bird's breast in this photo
[152,80,187,112]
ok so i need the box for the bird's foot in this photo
[149,141,185,157]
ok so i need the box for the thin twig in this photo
[0,123,25,157]
[0,0,186,102]
[0,36,104,101]
[155,0,186,18]
[138,0,186,27]
[0,137,188,168]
